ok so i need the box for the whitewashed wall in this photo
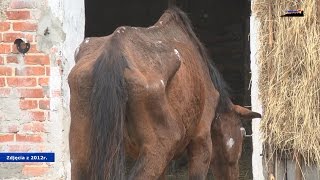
[250,1,265,179]
[47,0,85,179]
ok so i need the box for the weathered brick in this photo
[3,32,33,43]
[7,56,18,63]
[10,0,36,9]
[8,145,32,152]
[29,44,40,53]
[45,66,50,76]
[0,67,12,76]
[16,66,45,76]
[0,78,5,87]
[38,77,48,86]
[39,100,49,110]
[7,124,19,133]
[24,55,49,65]
[0,57,4,64]
[0,44,11,54]
[0,134,14,142]
[0,88,11,97]
[18,88,44,98]
[7,77,37,87]
[22,122,45,132]
[0,124,19,133]
[0,22,10,32]
[29,111,45,121]
[6,10,30,20]
[20,99,38,110]
[22,165,49,177]
[16,134,44,142]
[13,22,38,32]
[3,32,23,42]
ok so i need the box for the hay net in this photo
[253,0,320,166]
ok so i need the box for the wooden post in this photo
[267,2,275,174]
[266,144,276,180]
[294,151,303,180]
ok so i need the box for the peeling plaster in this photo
[36,10,66,54]
[0,0,10,20]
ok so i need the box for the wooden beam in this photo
[266,144,276,180]
[294,151,303,180]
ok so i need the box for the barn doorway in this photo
[85,0,252,179]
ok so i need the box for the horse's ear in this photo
[233,105,261,119]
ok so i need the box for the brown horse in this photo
[210,105,261,180]
[68,7,260,180]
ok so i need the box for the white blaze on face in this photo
[240,127,246,137]
[226,138,235,150]
[174,49,181,60]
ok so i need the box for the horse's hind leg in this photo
[69,119,90,180]
[127,112,181,179]
[69,104,91,180]
[127,82,183,179]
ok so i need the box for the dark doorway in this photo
[85,0,168,37]
[85,0,252,179]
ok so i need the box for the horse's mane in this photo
[165,7,231,112]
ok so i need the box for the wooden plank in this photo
[266,144,276,180]
[294,151,303,180]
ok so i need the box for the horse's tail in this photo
[88,38,128,180]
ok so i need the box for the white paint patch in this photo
[174,49,181,60]
[160,80,165,86]
[159,21,163,25]
[117,30,121,33]
[226,138,235,150]
[157,41,162,44]
[84,38,90,43]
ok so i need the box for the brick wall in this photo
[0,0,57,178]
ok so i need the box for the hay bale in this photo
[253,0,320,167]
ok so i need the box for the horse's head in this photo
[211,104,261,180]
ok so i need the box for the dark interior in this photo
[85,0,252,179]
